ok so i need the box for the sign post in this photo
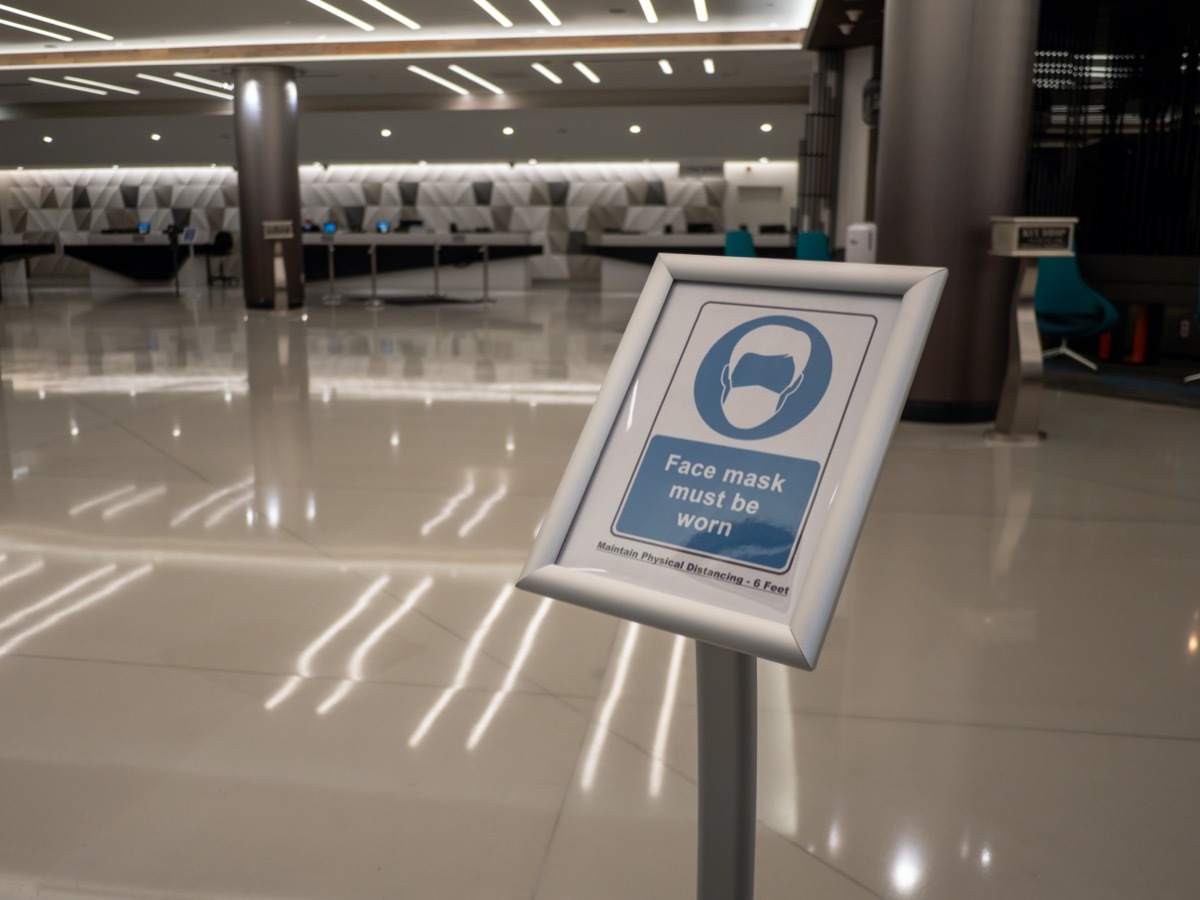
[519,255,946,897]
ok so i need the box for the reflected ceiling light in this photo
[891,846,924,895]
[420,474,477,536]
[0,4,112,39]
[448,64,504,95]
[703,58,715,74]
[0,565,154,657]
[202,488,255,528]
[636,0,658,24]
[406,65,469,95]
[409,584,512,745]
[629,124,642,133]
[70,484,137,517]
[174,72,234,91]
[658,59,673,75]
[359,0,421,30]
[466,594,554,749]
[457,479,508,537]
[531,62,562,85]
[649,633,687,796]
[101,485,167,521]
[299,575,391,678]
[760,122,773,132]
[525,0,561,26]
[64,76,139,94]
[136,73,233,100]
[581,622,641,789]
[0,564,116,634]
[170,477,254,528]
[572,61,600,83]
[0,559,45,594]
[0,15,72,42]
[694,0,708,22]
[471,0,513,28]
[28,76,105,95]
[303,0,375,31]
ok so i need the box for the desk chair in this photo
[724,229,756,257]
[794,231,831,262]
[1034,254,1119,371]
[206,231,238,288]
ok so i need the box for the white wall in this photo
[835,46,875,251]
[722,161,799,235]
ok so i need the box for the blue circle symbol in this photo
[694,315,832,440]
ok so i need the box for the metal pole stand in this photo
[481,244,490,302]
[696,642,757,900]
[323,241,342,306]
[432,241,442,298]
[990,257,1044,444]
[364,243,383,308]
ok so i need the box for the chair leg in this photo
[1042,339,1099,372]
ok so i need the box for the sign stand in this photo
[696,642,757,900]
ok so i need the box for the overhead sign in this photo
[991,216,1077,257]
[262,220,295,240]
[519,254,945,668]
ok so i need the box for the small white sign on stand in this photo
[520,254,945,668]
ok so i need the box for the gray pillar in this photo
[233,65,304,310]
[876,0,1040,421]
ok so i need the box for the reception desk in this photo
[57,232,210,294]
[586,233,795,292]
[0,236,56,301]
[302,232,542,300]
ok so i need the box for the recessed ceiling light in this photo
[151,133,162,141]
[448,64,504,95]
[525,0,561,26]
[471,0,513,27]
[137,73,233,100]
[360,0,420,30]
[303,0,374,31]
[572,62,600,84]
[694,0,708,22]
[636,0,658,24]
[759,157,769,163]
[381,128,393,137]
[175,72,234,91]
[42,136,52,143]
[407,65,468,95]
[528,158,538,165]
[629,124,642,134]
[502,126,515,135]
[0,4,112,39]
[63,76,139,94]
[703,58,715,74]
[418,160,428,166]
[0,16,72,42]
[28,76,106,96]
[658,59,673,75]
[760,122,773,132]
[531,63,563,85]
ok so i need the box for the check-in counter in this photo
[1,236,56,302]
[301,232,542,299]
[585,233,796,292]
[58,232,207,293]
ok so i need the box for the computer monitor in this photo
[322,221,337,234]
[376,221,391,234]
[181,227,198,244]
[137,222,151,235]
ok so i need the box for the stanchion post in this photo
[433,241,441,297]
[482,243,490,301]
[324,241,342,306]
[993,256,1043,439]
[366,243,383,308]
[696,641,757,900]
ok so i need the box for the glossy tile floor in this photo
[0,283,1197,899]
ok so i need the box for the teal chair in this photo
[724,230,756,257]
[794,231,831,262]
[1034,254,1119,371]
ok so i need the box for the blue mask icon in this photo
[718,326,812,431]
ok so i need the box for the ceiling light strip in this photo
[659,59,673,74]
[531,62,562,84]
[359,0,420,30]
[28,76,105,96]
[471,0,513,28]
[637,0,659,25]
[0,4,112,40]
[406,65,469,95]
[447,64,503,94]
[0,16,72,41]
[136,73,233,100]
[704,57,715,74]
[572,61,600,83]
[694,0,708,23]
[526,0,561,26]
[304,0,375,31]
[174,72,233,91]
[63,75,139,94]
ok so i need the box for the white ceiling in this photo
[0,1,815,166]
